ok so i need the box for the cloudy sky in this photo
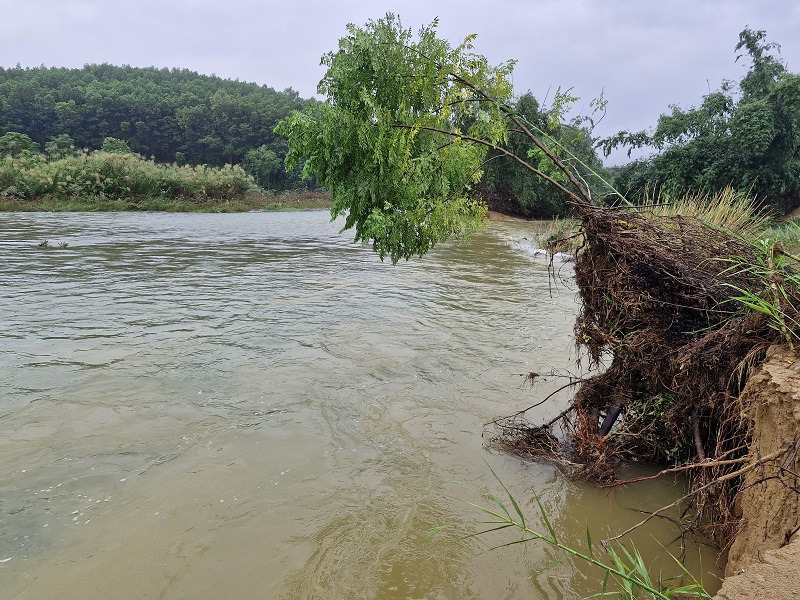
[1,0,798,164]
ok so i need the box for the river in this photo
[0,211,719,598]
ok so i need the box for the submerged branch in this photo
[605,444,793,542]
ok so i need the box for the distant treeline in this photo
[11,36,795,217]
[0,63,618,216]
[0,64,314,190]
[600,28,800,212]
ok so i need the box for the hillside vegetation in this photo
[0,64,313,190]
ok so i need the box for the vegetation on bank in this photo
[0,188,331,213]
[0,147,329,212]
[601,28,800,213]
[480,90,614,218]
[0,64,313,190]
[2,26,796,218]
[2,10,795,598]
[0,62,616,217]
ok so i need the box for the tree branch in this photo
[605,444,792,542]
[391,123,584,204]
[447,72,592,205]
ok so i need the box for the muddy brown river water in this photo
[0,211,720,598]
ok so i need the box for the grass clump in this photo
[530,217,582,255]
[0,150,256,201]
[645,187,771,238]
[0,150,329,212]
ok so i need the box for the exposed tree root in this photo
[488,202,800,546]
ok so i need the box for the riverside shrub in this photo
[0,150,257,203]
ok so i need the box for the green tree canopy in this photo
[483,91,612,218]
[0,64,315,186]
[0,131,39,157]
[277,14,591,262]
[601,28,800,211]
[45,133,76,159]
[101,136,134,154]
[242,141,302,190]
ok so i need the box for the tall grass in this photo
[530,217,582,254]
[646,187,770,238]
[524,188,768,259]
[0,150,258,208]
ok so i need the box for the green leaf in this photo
[536,497,557,543]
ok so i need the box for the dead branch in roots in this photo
[601,455,758,488]
[604,443,794,542]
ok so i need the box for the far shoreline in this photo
[0,190,333,213]
[1,195,540,221]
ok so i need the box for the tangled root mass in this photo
[491,204,792,545]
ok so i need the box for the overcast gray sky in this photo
[1,0,798,164]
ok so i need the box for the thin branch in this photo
[391,123,584,204]
[447,72,592,205]
[488,379,582,426]
[602,455,754,488]
[605,444,792,541]
[545,403,576,427]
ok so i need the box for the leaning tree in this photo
[277,14,799,547]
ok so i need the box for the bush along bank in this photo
[0,150,275,211]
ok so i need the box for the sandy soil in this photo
[713,347,800,599]
[486,210,529,221]
[714,539,800,599]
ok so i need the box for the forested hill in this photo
[0,64,314,187]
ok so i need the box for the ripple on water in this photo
[0,212,720,599]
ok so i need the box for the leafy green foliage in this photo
[0,131,39,157]
[278,14,599,262]
[483,92,613,218]
[602,28,800,211]
[719,230,800,349]
[242,143,302,190]
[45,133,76,159]
[0,149,257,206]
[100,136,134,154]
[242,145,282,188]
[0,64,314,187]
[278,14,518,262]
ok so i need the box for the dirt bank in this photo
[714,539,800,599]
[486,210,528,221]
[713,347,800,599]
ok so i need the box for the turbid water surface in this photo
[0,211,719,598]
